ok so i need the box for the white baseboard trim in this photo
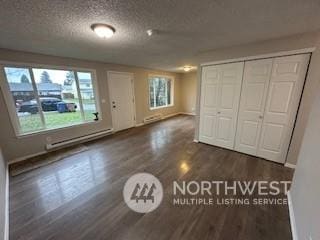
[136,112,182,127]
[46,129,113,150]
[193,139,199,143]
[287,191,298,240]
[179,112,196,116]
[4,163,9,240]
[135,123,144,127]
[9,150,47,165]
[285,163,296,169]
[163,112,181,119]
[9,129,114,165]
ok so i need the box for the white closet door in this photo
[199,65,220,145]
[199,62,244,150]
[235,59,273,155]
[215,62,244,149]
[257,54,310,163]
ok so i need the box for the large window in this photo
[149,76,173,109]
[1,65,100,135]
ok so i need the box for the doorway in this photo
[107,71,136,131]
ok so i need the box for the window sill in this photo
[150,104,174,110]
[16,119,102,139]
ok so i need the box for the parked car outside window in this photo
[18,97,77,114]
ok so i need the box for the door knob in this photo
[113,105,116,108]
[259,115,263,119]
[217,111,221,114]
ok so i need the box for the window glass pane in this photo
[150,79,155,108]
[4,67,43,134]
[157,78,166,107]
[77,72,98,121]
[32,68,82,129]
[149,77,172,108]
[167,79,171,105]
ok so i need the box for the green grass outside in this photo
[64,98,95,104]
[19,110,97,133]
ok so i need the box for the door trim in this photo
[200,48,315,67]
[107,71,136,131]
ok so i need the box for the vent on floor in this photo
[143,114,162,124]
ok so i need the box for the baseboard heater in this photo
[46,128,113,150]
[143,114,162,124]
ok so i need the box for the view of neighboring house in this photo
[63,78,94,99]
[9,82,62,102]
[77,78,94,99]
[9,77,93,107]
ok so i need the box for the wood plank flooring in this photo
[9,115,294,240]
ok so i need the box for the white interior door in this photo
[199,62,244,150]
[215,62,244,149]
[257,54,310,163]
[235,59,273,155]
[199,65,220,145]
[108,72,135,132]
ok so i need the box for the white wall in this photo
[286,38,320,166]
[180,71,197,114]
[290,82,320,240]
[0,147,8,240]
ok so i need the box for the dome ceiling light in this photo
[91,24,116,38]
[146,29,158,36]
[183,66,193,72]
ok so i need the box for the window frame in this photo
[148,74,174,110]
[0,61,101,137]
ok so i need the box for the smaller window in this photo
[149,76,173,109]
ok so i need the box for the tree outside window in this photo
[149,76,173,109]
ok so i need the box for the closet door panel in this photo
[215,62,244,149]
[258,54,310,163]
[235,59,273,155]
[216,116,232,141]
[199,66,220,145]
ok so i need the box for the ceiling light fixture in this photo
[147,29,153,36]
[183,66,193,72]
[147,29,158,36]
[91,24,115,38]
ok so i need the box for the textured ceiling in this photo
[0,0,320,72]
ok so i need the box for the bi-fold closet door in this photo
[234,58,273,156]
[235,54,310,163]
[199,62,244,150]
[199,53,310,163]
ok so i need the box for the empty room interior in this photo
[0,1,320,240]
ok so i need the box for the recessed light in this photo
[91,24,115,38]
[183,66,193,72]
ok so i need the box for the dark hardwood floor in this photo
[9,115,294,240]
